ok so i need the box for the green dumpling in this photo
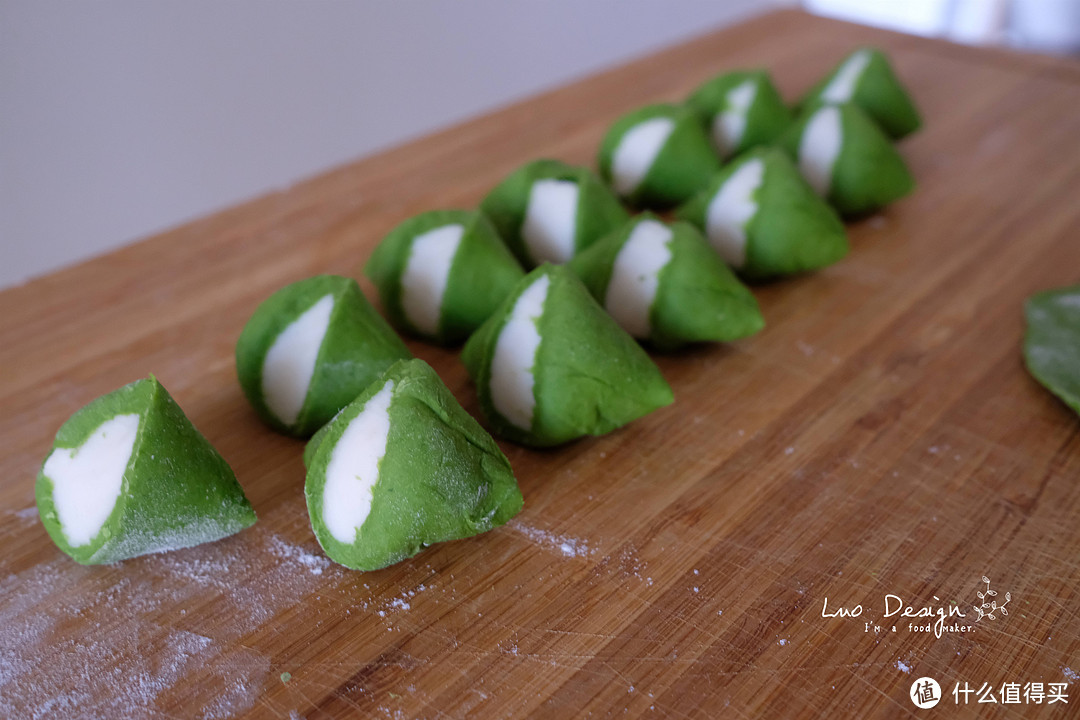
[1024,285,1080,416]
[365,209,525,344]
[236,275,412,437]
[598,103,721,209]
[304,359,523,571]
[800,47,921,139]
[676,147,849,279]
[569,214,764,350]
[462,264,674,447]
[686,70,792,159]
[479,159,629,268]
[35,377,256,565]
[780,102,914,217]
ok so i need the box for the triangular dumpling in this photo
[236,275,412,437]
[36,377,256,565]
[686,69,792,159]
[480,159,629,268]
[799,47,921,139]
[677,147,849,279]
[780,102,914,217]
[462,264,673,447]
[598,104,721,209]
[569,214,764,350]
[365,209,525,344]
[304,359,523,571]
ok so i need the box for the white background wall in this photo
[0,0,780,289]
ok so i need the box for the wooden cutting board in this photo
[2,10,1080,718]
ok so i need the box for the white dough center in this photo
[490,274,549,430]
[821,49,872,104]
[798,106,843,197]
[712,79,757,156]
[704,157,765,269]
[401,223,464,334]
[522,179,580,264]
[261,294,335,426]
[611,117,676,197]
[322,379,395,544]
[604,220,674,338]
[43,413,141,547]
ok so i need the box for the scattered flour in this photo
[777,638,789,646]
[267,534,331,576]
[1064,667,1079,683]
[896,659,911,674]
[0,526,342,718]
[506,520,592,558]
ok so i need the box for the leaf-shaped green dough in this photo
[479,159,629,268]
[598,104,721,209]
[365,209,525,344]
[799,47,921,139]
[570,214,764,351]
[1024,285,1080,416]
[35,377,256,565]
[304,358,523,571]
[236,275,412,437]
[462,264,674,447]
[677,147,849,279]
[780,102,914,217]
[686,69,792,158]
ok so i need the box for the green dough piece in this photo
[35,377,256,565]
[462,264,674,447]
[569,213,764,351]
[304,359,523,571]
[800,47,921,139]
[598,103,721,209]
[480,159,630,268]
[364,209,525,344]
[780,102,914,217]
[1024,285,1080,416]
[686,69,792,159]
[676,147,849,279]
[236,275,412,438]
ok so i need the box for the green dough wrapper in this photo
[598,103,721,209]
[236,275,412,437]
[780,102,914,217]
[676,147,849,279]
[480,159,629,268]
[35,377,256,565]
[799,47,921,139]
[462,264,674,447]
[365,209,525,344]
[569,213,764,351]
[686,70,792,159]
[1024,285,1080,416]
[304,359,523,571]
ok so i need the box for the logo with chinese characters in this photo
[910,677,941,709]
[952,681,1068,706]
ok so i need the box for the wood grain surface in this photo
[3,10,1080,719]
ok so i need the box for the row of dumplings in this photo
[36,48,919,570]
